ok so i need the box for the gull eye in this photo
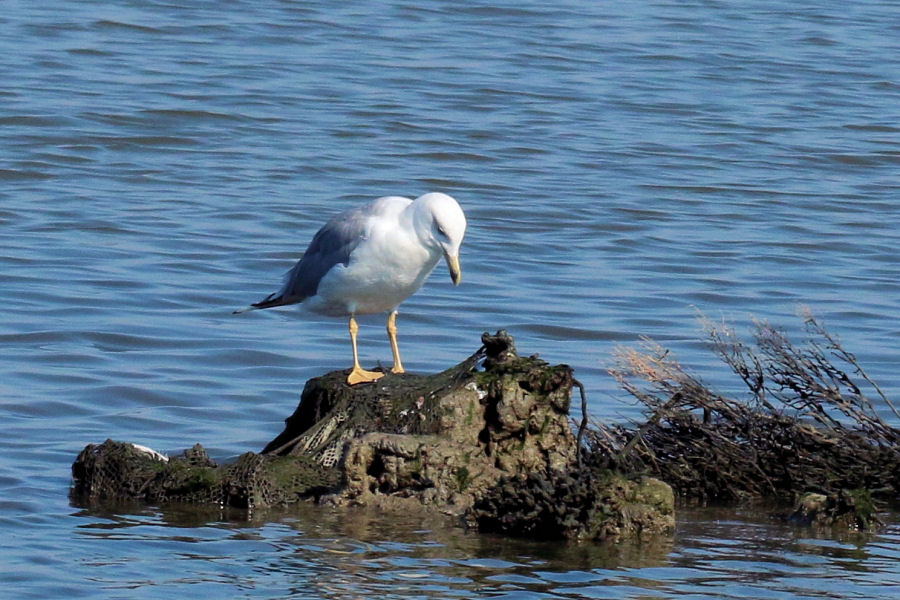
[436,224,447,238]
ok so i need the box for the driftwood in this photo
[591,311,900,527]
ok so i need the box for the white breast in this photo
[306,212,440,316]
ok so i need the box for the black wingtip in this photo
[233,292,286,315]
[250,293,287,311]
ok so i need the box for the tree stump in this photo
[71,331,675,541]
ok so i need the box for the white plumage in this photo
[236,192,467,384]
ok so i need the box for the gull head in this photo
[414,192,467,285]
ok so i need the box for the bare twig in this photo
[573,378,588,468]
[801,307,900,424]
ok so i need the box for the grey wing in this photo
[277,206,369,301]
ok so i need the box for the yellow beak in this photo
[445,253,462,285]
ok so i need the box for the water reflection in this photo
[70,501,675,598]
[69,500,900,599]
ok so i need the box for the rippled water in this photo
[3,1,900,598]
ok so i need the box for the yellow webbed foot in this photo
[347,366,384,385]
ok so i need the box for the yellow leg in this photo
[387,311,404,374]
[347,316,383,385]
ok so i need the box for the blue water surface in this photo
[2,1,900,598]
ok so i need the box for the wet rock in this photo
[468,471,674,542]
[788,490,882,531]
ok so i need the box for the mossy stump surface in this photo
[71,331,675,541]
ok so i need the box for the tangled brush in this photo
[590,310,900,504]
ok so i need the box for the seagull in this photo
[235,192,467,385]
